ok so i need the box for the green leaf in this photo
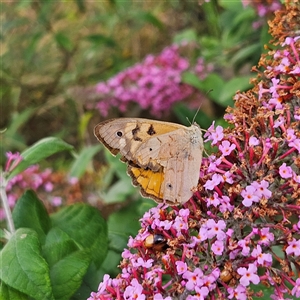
[104,150,128,181]
[199,73,225,103]
[230,43,261,67]
[219,0,244,10]
[107,201,141,250]
[55,32,73,52]
[172,103,213,129]
[72,263,105,299]
[0,281,29,300]
[79,112,93,141]
[181,72,205,90]
[8,137,74,180]
[12,190,51,243]
[69,145,101,178]
[74,0,86,12]
[24,32,42,64]
[136,11,163,29]
[5,107,36,136]
[102,178,136,204]
[0,228,53,300]
[218,76,253,107]
[86,34,116,47]
[51,203,108,268]
[173,29,199,44]
[43,228,91,300]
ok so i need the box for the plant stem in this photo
[0,171,15,233]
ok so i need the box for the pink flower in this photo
[51,196,62,207]
[237,264,260,287]
[206,192,221,207]
[211,240,224,255]
[241,186,260,207]
[154,294,172,300]
[123,279,145,300]
[251,245,272,266]
[203,174,223,190]
[258,227,274,245]
[292,278,300,298]
[206,219,226,241]
[286,128,296,142]
[279,163,293,179]
[228,285,247,300]
[249,136,260,146]
[286,238,300,256]
[204,125,224,145]
[251,180,272,199]
[176,261,187,275]
[183,268,204,290]
[238,239,251,256]
[289,138,300,152]
[219,140,236,156]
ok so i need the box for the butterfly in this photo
[94,118,203,205]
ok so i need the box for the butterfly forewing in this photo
[94,118,203,205]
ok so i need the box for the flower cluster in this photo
[89,2,300,300]
[0,152,81,220]
[90,44,211,117]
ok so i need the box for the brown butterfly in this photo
[94,118,203,205]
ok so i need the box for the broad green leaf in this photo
[0,228,53,300]
[107,201,141,250]
[12,190,51,243]
[43,228,91,300]
[69,145,101,178]
[8,137,74,180]
[51,203,108,268]
[43,228,81,266]
[0,281,28,300]
[73,263,105,300]
[50,249,90,300]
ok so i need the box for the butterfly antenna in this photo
[192,89,214,124]
[192,106,201,124]
[186,117,192,126]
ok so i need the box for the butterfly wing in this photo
[94,118,185,162]
[94,119,203,205]
[132,124,203,204]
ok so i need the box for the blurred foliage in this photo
[1,0,276,297]
[1,0,271,163]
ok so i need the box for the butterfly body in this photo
[94,118,203,205]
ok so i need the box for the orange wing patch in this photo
[129,166,164,200]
